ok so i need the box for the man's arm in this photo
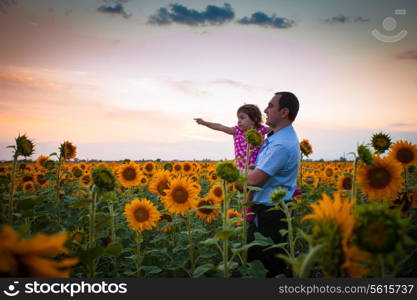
[247,168,270,187]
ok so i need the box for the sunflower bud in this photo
[216,160,240,183]
[245,128,263,147]
[371,132,391,154]
[15,134,35,157]
[357,144,373,165]
[92,166,117,192]
[270,189,287,204]
[59,141,77,160]
[300,139,313,157]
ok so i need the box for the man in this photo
[246,91,300,277]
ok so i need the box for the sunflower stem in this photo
[55,155,64,227]
[186,213,195,276]
[7,152,18,224]
[87,185,98,278]
[222,180,230,278]
[298,151,304,186]
[281,199,295,260]
[107,197,119,277]
[242,142,251,265]
[351,156,359,203]
[135,231,143,277]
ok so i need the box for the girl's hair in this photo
[237,104,263,128]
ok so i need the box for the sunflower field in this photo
[0,133,417,278]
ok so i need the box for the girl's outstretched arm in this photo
[194,118,234,135]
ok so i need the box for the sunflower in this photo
[182,162,193,174]
[161,177,199,215]
[92,166,117,192]
[371,132,391,154]
[0,226,78,277]
[15,134,35,157]
[227,209,243,226]
[34,172,48,188]
[173,162,182,173]
[60,141,77,160]
[303,193,354,251]
[35,155,49,170]
[246,128,263,147]
[357,156,403,202]
[303,173,319,187]
[142,161,156,175]
[138,174,148,186]
[71,165,83,178]
[337,174,353,191]
[393,190,417,216]
[303,193,355,277]
[353,201,410,256]
[300,139,313,157]
[195,198,220,223]
[388,140,417,168]
[80,173,92,188]
[118,162,141,187]
[209,184,224,204]
[22,181,35,192]
[357,144,373,165]
[149,170,171,197]
[216,160,240,182]
[124,198,161,232]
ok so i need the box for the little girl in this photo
[194,104,269,172]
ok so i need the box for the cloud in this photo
[0,73,64,90]
[396,50,417,60]
[389,122,417,128]
[97,2,130,19]
[323,14,369,23]
[237,12,295,29]
[209,78,274,93]
[148,3,235,26]
[163,79,209,96]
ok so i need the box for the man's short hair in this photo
[275,92,299,122]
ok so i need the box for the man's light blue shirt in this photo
[252,124,300,205]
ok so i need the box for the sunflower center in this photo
[367,167,391,189]
[145,164,153,172]
[342,177,352,190]
[174,165,181,171]
[134,207,149,222]
[157,179,169,195]
[213,187,223,198]
[376,137,388,148]
[358,222,397,253]
[172,186,189,204]
[184,164,191,172]
[396,148,413,164]
[325,168,333,177]
[36,174,47,185]
[122,167,137,181]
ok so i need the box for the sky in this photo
[0,0,416,161]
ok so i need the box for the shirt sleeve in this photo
[233,125,240,135]
[256,144,289,176]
